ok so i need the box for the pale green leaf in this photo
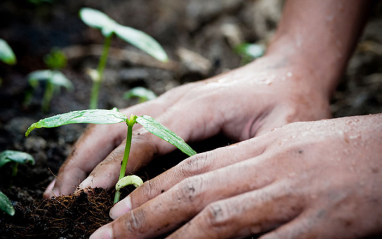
[25,109,128,136]
[136,115,196,156]
[0,38,16,65]
[115,25,168,62]
[28,70,73,90]
[124,87,157,102]
[115,175,143,191]
[79,8,117,37]
[0,191,15,216]
[0,150,35,168]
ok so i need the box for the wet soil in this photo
[0,0,382,238]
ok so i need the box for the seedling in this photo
[0,191,14,216]
[0,150,35,177]
[27,49,73,113]
[25,108,196,203]
[123,87,157,103]
[0,38,17,86]
[0,150,35,216]
[0,38,16,65]
[79,8,168,109]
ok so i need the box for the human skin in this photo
[104,114,382,239]
[43,0,379,238]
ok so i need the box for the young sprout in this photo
[0,150,35,216]
[25,108,196,203]
[0,150,35,177]
[0,38,16,65]
[0,191,14,216]
[79,8,168,109]
[27,49,73,113]
[123,86,157,103]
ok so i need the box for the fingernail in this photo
[79,175,94,189]
[110,196,132,219]
[90,225,112,239]
[43,180,60,198]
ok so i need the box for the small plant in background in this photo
[0,150,35,216]
[0,150,35,177]
[27,48,73,113]
[25,108,196,203]
[123,86,157,103]
[0,38,17,86]
[0,38,16,65]
[234,43,265,64]
[79,8,168,109]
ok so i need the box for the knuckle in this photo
[202,201,232,230]
[141,179,155,199]
[122,209,146,234]
[180,151,215,177]
[175,176,204,204]
[106,147,124,164]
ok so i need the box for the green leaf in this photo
[115,175,143,191]
[79,8,118,37]
[0,38,16,65]
[44,48,67,70]
[123,87,157,102]
[136,115,196,157]
[25,108,128,136]
[0,150,35,168]
[79,7,168,62]
[28,70,73,90]
[0,191,15,216]
[114,25,168,62]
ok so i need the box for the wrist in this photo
[264,34,345,99]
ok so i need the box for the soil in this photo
[0,0,382,238]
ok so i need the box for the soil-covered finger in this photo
[122,137,270,213]
[168,180,305,239]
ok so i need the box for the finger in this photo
[259,214,313,239]
[168,180,304,239]
[92,152,281,239]
[44,123,127,198]
[110,136,271,219]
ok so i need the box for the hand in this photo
[43,53,332,198]
[91,114,382,239]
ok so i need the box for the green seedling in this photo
[0,191,14,216]
[0,150,35,177]
[79,8,168,109]
[0,38,16,65]
[0,150,35,216]
[124,87,157,103]
[234,43,265,64]
[27,49,72,113]
[25,108,196,203]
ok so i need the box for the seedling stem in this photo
[114,115,137,203]
[90,34,113,109]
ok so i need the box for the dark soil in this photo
[0,0,382,238]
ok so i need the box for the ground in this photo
[0,0,381,238]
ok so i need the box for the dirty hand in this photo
[91,114,382,239]
[43,53,332,198]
